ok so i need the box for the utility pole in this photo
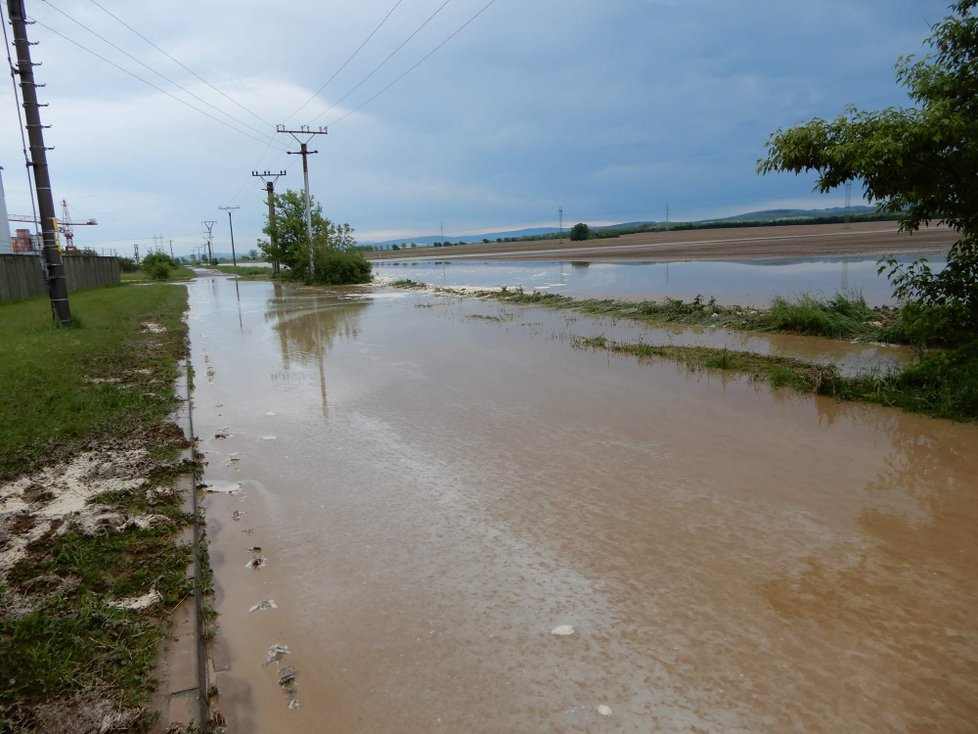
[134,243,139,261]
[202,220,216,264]
[558,206,563,241]
[169,239,174,258]
[8,0,70,323]
[219,205,239,266]
[253,170,286,275]
[277,125,326,278]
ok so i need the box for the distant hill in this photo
[361,206,883,249]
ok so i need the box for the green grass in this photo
[0,285,194,727]
[213,264,274,278]
[0,286,188,480]
[121,265,196,283]
[756,292,877,338]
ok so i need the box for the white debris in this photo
[246,556,266,570]
[109,588,163,611]
[260,435,278,441]
[140,322,167,333]
[551,624,575,637]
[264,644,290,665]
[597,705,612,717]
[249,599,278,612]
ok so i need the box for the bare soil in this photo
[368,221,957,262]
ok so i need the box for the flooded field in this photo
[189,274,978,733]
[372,256,938,306]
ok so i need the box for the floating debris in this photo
[249,599,278,613]
[551,624,575,637]
[245,556,266,570]
[214,429,229,439]
[204,480,242,494]
[597,705,612,717]
[264,411,276,416]
[288,698,301,710]
[263,644,290,665]
[227,453,241,463]
[248,545,262,553]
[260,435,278,441]
[278,667,296,686]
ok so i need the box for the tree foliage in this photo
[257,189,366,284]
[759,1,978,345]
[141,252,177,280]
[570,222,590,241]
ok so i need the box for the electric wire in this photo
[86,0,273,129]
[40,0,278,146]
[329,0,498,128]
[284,0,405,123]
[306,0,454,126]
[1,3,40,229]
[31,19,288,151]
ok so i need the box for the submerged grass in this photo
[574,335,978,422]
[392,280,893,341]
[0,285,195,728]
[121,265,196,283]
[391,280,976,421]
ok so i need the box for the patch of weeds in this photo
[391,278,427,289]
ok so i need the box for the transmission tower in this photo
[202,220,216,264]
[253,170,286,275]
[277,124,327,277]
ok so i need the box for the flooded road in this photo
[189,275,978,733]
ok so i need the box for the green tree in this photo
[570,223,590,241]
[257,189,368,284]
[759,1,977,346]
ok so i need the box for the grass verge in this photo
[212,264,274,278]
[121,265,196,283]
[0,285,197,730]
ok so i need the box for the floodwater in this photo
[372,256,944,306]
[188,275,978,733]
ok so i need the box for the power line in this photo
[329,0,499,128]
[285,0,405,123]
[307,0,455,126]
[39,0,277,145]
[86,0,272,129]
[30,19,287,150]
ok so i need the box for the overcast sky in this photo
[0,0,952,256]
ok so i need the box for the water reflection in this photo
[264,283,369,415]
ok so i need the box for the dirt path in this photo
[368,221,956,263]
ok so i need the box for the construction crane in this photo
[8,199,97,252]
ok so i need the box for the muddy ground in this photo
[367,221,957,262]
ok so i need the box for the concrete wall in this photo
[0,253,121,302]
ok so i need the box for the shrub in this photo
[141,252,176,280]
[311,250,372,285]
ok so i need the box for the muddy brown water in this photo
[189,275,978,733]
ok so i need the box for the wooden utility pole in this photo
[7,0,70,323]
[253,170,286,275]
[277,125,326,278]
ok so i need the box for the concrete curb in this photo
[153,360,211,732]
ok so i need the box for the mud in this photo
[190,275,978,733]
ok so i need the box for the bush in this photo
[141,252,176,280]
[117,257,140,273]
[310,250,372,285]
